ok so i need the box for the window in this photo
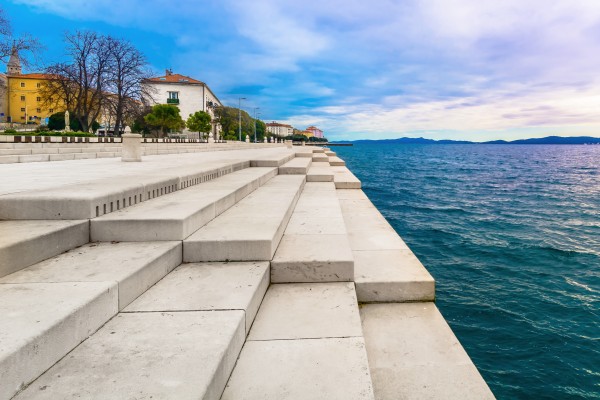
[49,108,54,113]
[20,116,25,120]
[20,96,25,101]
[36,108,41,113]
[36,83,41,88]
[168,91,179,99]
[20,82,25,88]
[36,97,41,102]
[21,108,25,112]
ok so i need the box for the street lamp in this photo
[253,107,260,143]
[238,97,246,141]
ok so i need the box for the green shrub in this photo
[3,129,17,134]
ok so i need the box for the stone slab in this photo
[307,162,334,182]
[15,311,245,400]
[248,282,363,340]
[0,281,118,400]
[183,175,305,262]
[278,156,312,174]
[271,234,354,283]
[0,220,89,278]
[312,154,329,162]
[360,303,495,400]
[18,154,50,163]
[0,155,19,163]
[353,249,435,302]
[250,151,294,167]
[0,241,182,310]
[125,261,269,334]
[328,156,346,166]
[332,165,361,189]
[90,167,276,241]
[221,337,375,400]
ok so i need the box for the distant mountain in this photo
[333,136,600,145]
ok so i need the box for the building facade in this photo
[143,70,222,138]
[306,126,324,138]
[266,122,294,137]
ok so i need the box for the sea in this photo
[333,143,600,400]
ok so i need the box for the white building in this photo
[143,70,222,138]
[266,121,294,137]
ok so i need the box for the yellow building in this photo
[4,48,63,125]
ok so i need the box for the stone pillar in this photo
[264,136,268,143]
[302,141,306,146]
[286,140,292,149]
[121,127,142,162]
[208,131,215,143]
[245,134,250,143]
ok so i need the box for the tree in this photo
[47,111,100,132]
[0,6,42,69]
[213,106,254,140]
[186,111,211,139]
[144,104,185,137]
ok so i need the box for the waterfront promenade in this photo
[0,142,494,399]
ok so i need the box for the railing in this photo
[166,98,179,104]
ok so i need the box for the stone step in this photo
[124,261,269,334]
[313,147,325,153]
[271,182,354,283]
[0,241,181,400]
[306,161,334,182]
[360,303,495,400]
[0,220,89,278]
[312,153,329,162]
[332,165,361,189]
[337,189,435,302]
[222,282,375,399]
[0,155,19,164]
[278,156,312,174]
[325,150,336,156]
[183,175,305,262]
[90,167,277,241]
[294,148,314,158]
[250,150,294,167]
[0,159,249,220]
[14,311,245,400]
[328,156,346,166]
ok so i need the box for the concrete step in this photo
[183,175,305,262]
[325,150,336,156]
[0,159,249,220]
[313,147,325,153]
[0,241,181,399]
[278,156,312,174]
[14,311,245,400]
[306,161,334,182]
[0,220,89,278]
[91,167,277,241]
[360,303,495,400]
[312,153,329,162]
[332,165,361,189]
[125,261,269,334]
[222,282,375,399]
[328,156,346,166]
[250,150,294,167]
[337,189,435,302]
[271,182,353,283]
[294,148,314,158]
[0,155,19,163]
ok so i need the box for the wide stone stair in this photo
[0,146,494,400]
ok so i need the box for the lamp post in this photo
[238,97,246,141]
[253,107,260,143]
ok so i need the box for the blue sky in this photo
[4,0,600,141]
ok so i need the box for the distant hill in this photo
[334,136,600,145]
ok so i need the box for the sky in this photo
[3,0,600,141]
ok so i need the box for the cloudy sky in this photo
[4,0,600,140]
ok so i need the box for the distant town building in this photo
[305,125,324,138]
[143,69,222,137]
[266,122,294,137]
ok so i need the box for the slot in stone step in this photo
[222,282,374,399]
[183,174,306,262]
[306,161,334,182]
[91,167,277,241]
[278,156,312,174]
[271,182,353,283]
[337,189,435,302]
[0,220,89,278]
[0,241,182,400]
[125,261,269,334]
[14,311,245,400]
[360,303,495,400]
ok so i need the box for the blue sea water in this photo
[333,144,600,399]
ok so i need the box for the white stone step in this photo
[271,182,353,283]
[250,150,294,167]
[332,165,361,188]
[328,156,346,166]
[125,261,269,334]
[294,148,314,158]
[360,303,495,400]
[90,167,277,241]
[222,283,374,399]
[278,156,312,174]
[0,220,89,278]
[0,155,19,164]
[0,282,118,400]
[0,159,249,220]
[337,189,435,302]
[183,175,305,262]
[325,150,336,156]
[313,153,329,162]
[313,147,325,153]
[14,311,245,400]
[306,161,334,182]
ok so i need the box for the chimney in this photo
[165,69,173,76]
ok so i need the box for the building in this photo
[266,122,294,138]
[0,73,7,123]
[3,48,63,125]
[143,70,222,138]
[305,126,324,138]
